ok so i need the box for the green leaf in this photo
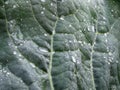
[0,0,120,90]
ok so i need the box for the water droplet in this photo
[39,48,48,52]
[91,26,95,32]
[78,41,82,44]
[83,41,86,45]
[50,3,53,6]
[30,63,36,68]
[103,56,106,59]
[19,54,22,57]
[72,56,76,63]
[44,33,47,36]
[19,58,22,61]
[108,52,112,56]
[111,9,114,12]
[103,16,106,20]
[3,70,7,73]
[105,39,108,43]
[104,33,107,37]
[13,5,17,8]
[43,7,45,10]
[116,61,118,63]
[20,43,23,46]
[88,0,90,3]
[41,0,46,2]
[74,40,76,43]
[109,59,112,62]
[62,0,65,2]
[6,72,10,75]
[52,51,55,54]
[41,11,44,14]
[8,43,11,46]
[13,51,17,55]
[53,30,55,34]
[15,46,17,49]
[5,1,9,4]
[107,62,110,65]
[60,16,64,20]
[69,24,72,27]
[88,43,91,46]
[69,40,72,43]
[103,21,106,24]
[26,1,29,3]
[52,14,55,17]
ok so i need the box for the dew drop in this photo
[6,72,10,75]
[20,43,23,46]
[39,48,48,52]
[30,63,36,68]
[78,41,82,44]
[62,0,65,2]
[105,39,108,43]
[104,33,107,37]
[88,0,90,3]
[109,59,112,62]
[50,3,53,6]
[111,9,114,12]
[60,16,64,20]
[19,54,22,57]
[43,7,45,10]
[69,40,72,43]
[116,61,118,63]
[41,11,44,14]
[103,16,106,20]
[19,58,22,61]
[3,70,7,73]
[13,51,17,55]
[26,1,29,3]
[5,1,8,4]
[52,51,55,54]
[103,56,106,59]
[15,46,17,49]
[69,24,72,27]
[107,62,110,65]
[88,43,91,46]
[72,56,76,63]
[91,26,95,32]
[41,0,46,2]
[44,33,47,36]
[53,30,55,34]
[108,52,112,56]
[13,5,17,8]
[8,43,11,46]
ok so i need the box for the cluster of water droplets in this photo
[9,20,16,32]
[41,7,45,15]
[8,41,24,61]
[0,68,11,79]
[103,33,118,64]
[71,54,81,64]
